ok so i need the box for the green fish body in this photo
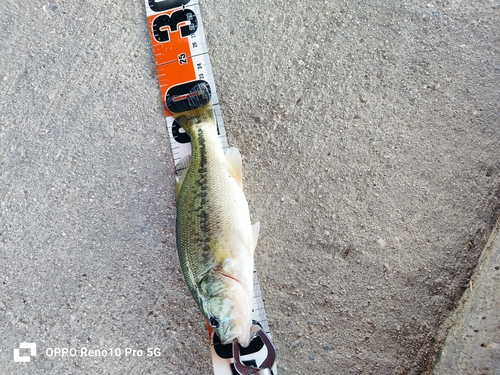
[174,106,259,347]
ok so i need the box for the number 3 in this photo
[152,9,198,43]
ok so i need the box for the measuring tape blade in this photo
[144,1,276,373]
[145,0,227,169]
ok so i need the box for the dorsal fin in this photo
[225,147,243,188]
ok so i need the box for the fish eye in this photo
[209,317,220,328]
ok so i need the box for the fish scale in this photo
[175,106,255,348]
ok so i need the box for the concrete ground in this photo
[1,0,499,374]
[432,223,500,375]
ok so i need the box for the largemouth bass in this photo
[174,104,259,348]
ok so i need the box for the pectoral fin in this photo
[206,234,231,264]
[225,147,243,188]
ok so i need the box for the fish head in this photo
[202,279,253,348]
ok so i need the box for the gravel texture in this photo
[1,0,499,374]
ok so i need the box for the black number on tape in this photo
[165,80,211,113]
[178,53,188,64]
[152,9,198,42]
[172,120,191,143]
[148,0,190,13]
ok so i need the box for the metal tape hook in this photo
[232,324,276,375]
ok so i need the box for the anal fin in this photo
[251,221,260,255]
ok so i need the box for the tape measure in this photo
[144,1,277,374]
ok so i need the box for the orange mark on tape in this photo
[147,9,196,117]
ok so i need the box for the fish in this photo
[174,103,259,348]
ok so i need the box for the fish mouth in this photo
[218,318,252,347]
[218,318,249,346]
[219,325,241,345]
[219,332,239,345]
